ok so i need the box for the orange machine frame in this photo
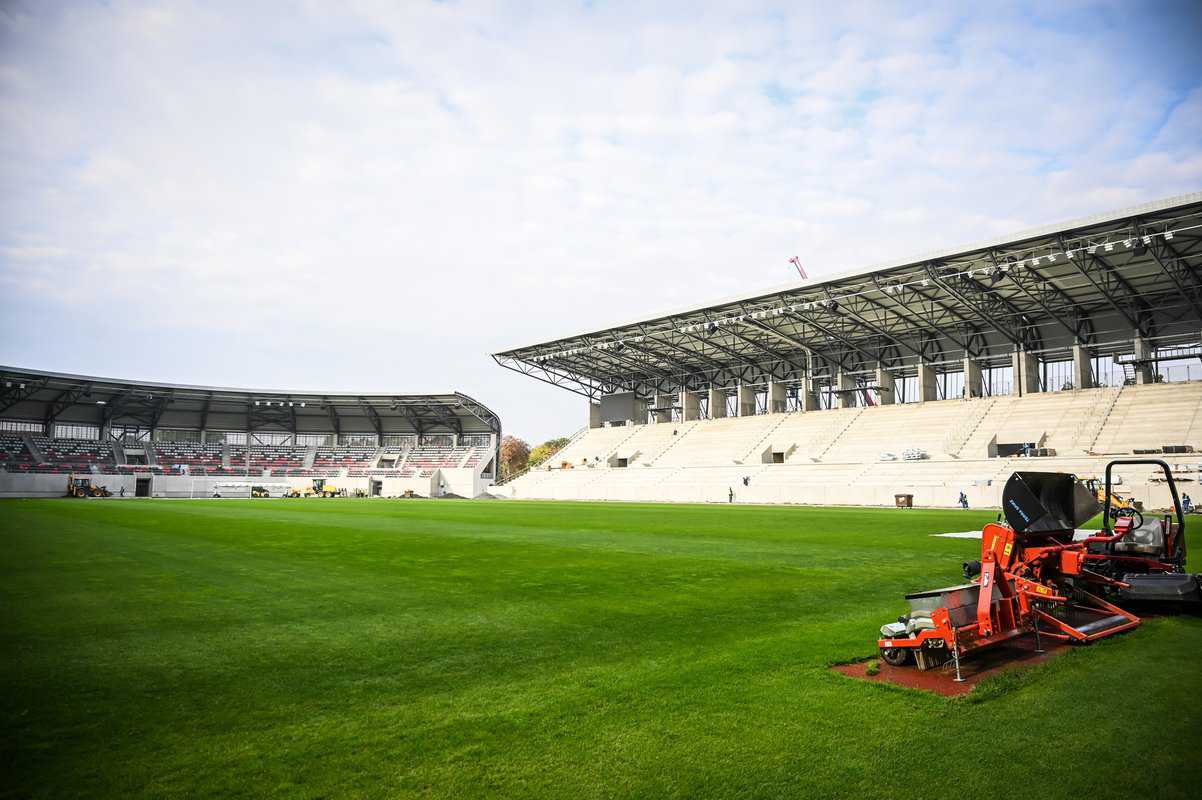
[877,520,1140,679]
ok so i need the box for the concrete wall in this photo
[381,474,436,497]
[0,467,498,499]
[431,467,493,498]
[0,472,135,498]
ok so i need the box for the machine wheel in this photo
[879,646,911,666]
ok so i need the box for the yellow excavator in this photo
[1083,476,1143,527]
[66,474,112,498]
[284,478,341,498]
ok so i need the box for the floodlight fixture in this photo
[1165,230,1175,240]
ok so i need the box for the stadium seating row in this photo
[506,382,1202,506]
[0,437,493,478]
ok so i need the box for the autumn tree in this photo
[528,436,571,469]
[499,435,531,479]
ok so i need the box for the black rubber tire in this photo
[880,646,911,666]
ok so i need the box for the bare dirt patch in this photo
[833,636,1070,696]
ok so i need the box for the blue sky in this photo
[2,1,1201,443]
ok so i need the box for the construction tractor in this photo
[283,479,341,498]
[877,459,1199,679]
[310,478,340,497]
[66,475,111,498]
[251,486,270,498]
[1083,476,1143,527]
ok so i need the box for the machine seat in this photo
[1112,520,1166,555]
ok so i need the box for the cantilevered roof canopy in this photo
[494,192,1202,398]
[0,366,500,437]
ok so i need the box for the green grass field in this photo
[2,498,1200,799]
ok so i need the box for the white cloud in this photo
[1,0,1200,442]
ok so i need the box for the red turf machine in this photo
[876,459,1199,680]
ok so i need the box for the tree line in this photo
[499,434,570,480]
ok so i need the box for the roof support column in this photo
[875,363,895,405]
[1072,342,1094,390]
[737,384,755,417]
[1012,347,1040,396]
[588,400,602,429]
[767,381,786,414]
[654,393,673,424]
[801,352,819,411]
[1133,333,1155,384]
[917,361,938,402]
[708,387,728,419]
[631,396,647,425]
[835,369,856,408]
[799,376,819,412]
[679,390,700,421]
[963,357,983,399]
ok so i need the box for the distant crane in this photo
[789,256,808,280]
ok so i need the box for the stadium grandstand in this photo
[0,367,500,498]
[494,192,1202,509]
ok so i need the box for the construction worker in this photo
[959,491,969,509]
[728,487,734,503]
[1184,493,1193,514]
